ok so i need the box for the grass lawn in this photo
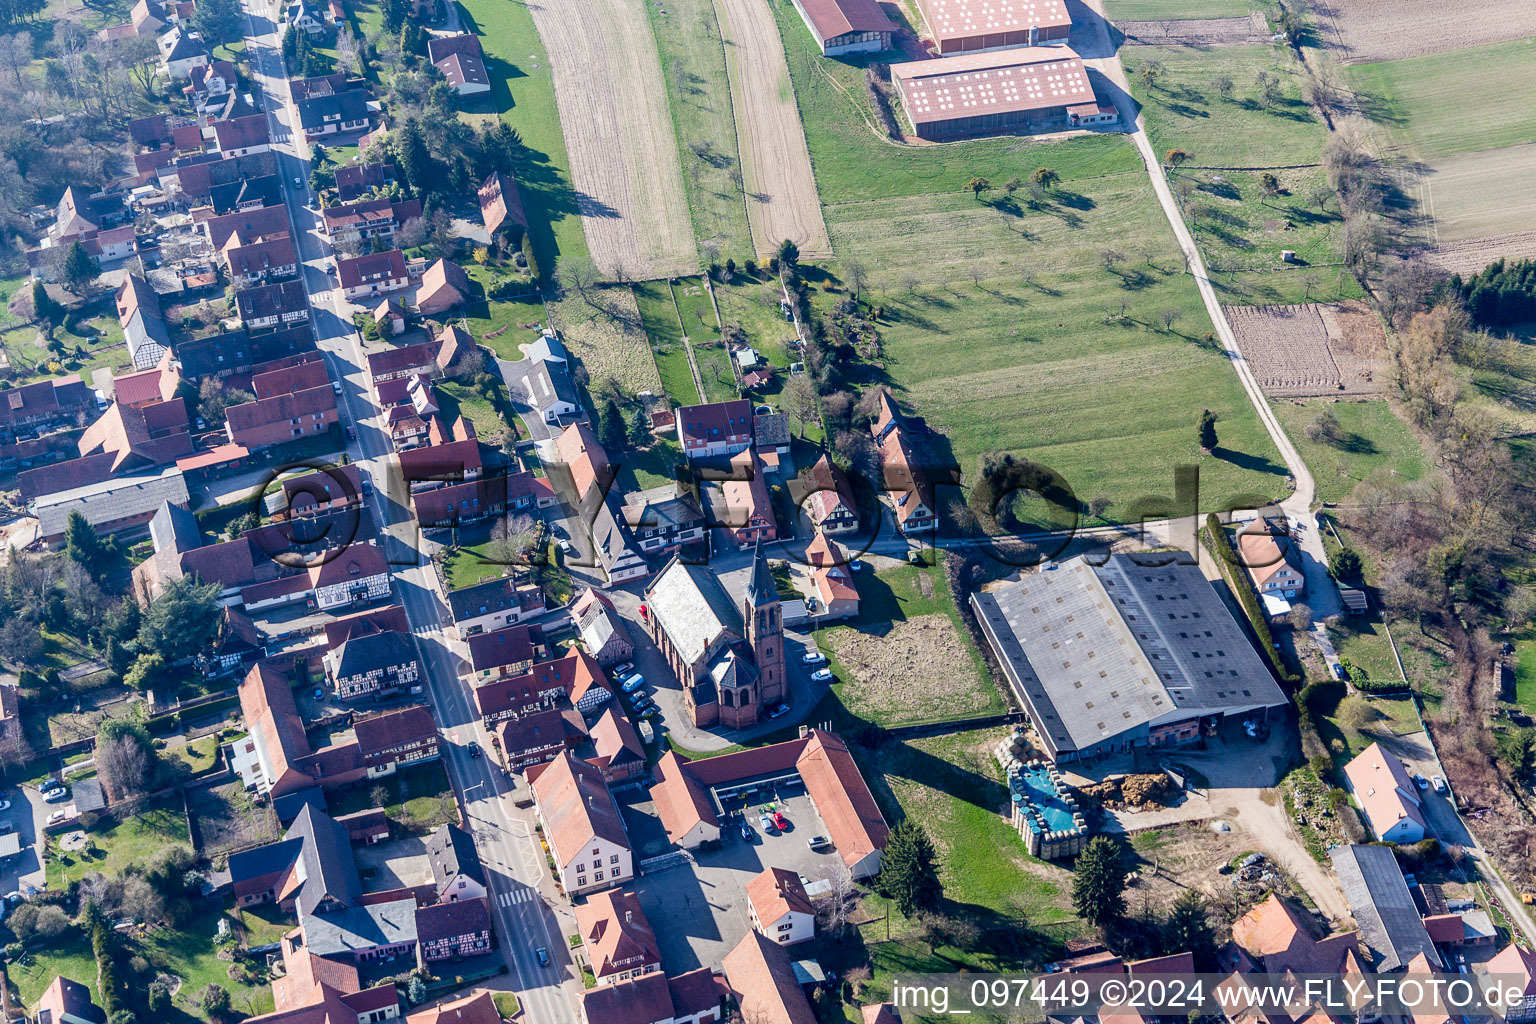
[1123,43,1324,168]
[237,902,295,948]
[1329,610,1405,684]
[46,796,191,886]
[633,281,700,405]
[141,906,276,1019]
[773,0,1141,204]
[459,270,547,363]
[1272,399,1427,505]
[1176,166,1348,278]
[437,379,511,438]
[10,944,102,1008]
[1513,631,1536,715]
[613,437,684,492]
[823,173,1289,522]
[1211,266,1365,305]
[456,0,590,272]
[327,761,459,830]
[166,735,219,776]
[2,311,132,388]
[715,273,799,369]
[1345,40,1536,161]
[548,290,666,397]
[493,993,521,1018]
[443,539,506,589]
[1105,0,1265,18]
[643,0,752,261]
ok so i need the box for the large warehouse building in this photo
[971,555,1290,762]
[889,47,1118,139]
[789,0,897,54]
[914,0,1071,54]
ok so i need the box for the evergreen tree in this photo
[875,820,942,917]
[1163,890,1214,964]
[396,119,434,194]
[31,281,63,328]
[627,408,651,449]
[191,0,243,47]
[1197,409,1218,451]
[597,398,626,453]
[138,574,221,662]
[65,511,102,570]
[1329,547,1362,582]
[380,0,409,33]
[60,240,99,295]
[522,232,542,285]
[1072,836,1127,927]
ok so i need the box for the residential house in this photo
[466,623,540,683]
[322,198,421,246]
[746,867,815,946]
[412,471,538,530]
[472,648,608,726]
[528,751,633,896]
[677,400,753,459]
[574,890,661,986]
[285,0,326,34]
[871,393,936,534]
[721,931,817,1024]
[367,338,441,390]
[339,250,409,301]
[572,588,632,667]
[185,60,236,111]
[712,448,776,546]
[1331,844,1441,973]
[478,172,527,242]
[158,25,209,79]
[1238,517,1308,616]
[211,114,272,156]
[406,992,500,1024]
[426,823,487,903]
[298,89,371,139]
[497,707,585,771]
[577,970,724,1024]
[415,898,493,962]
[236,280,311,331]
[1223,893,1363,974]
[447,574,547,638]
[335,162,397,201]
[225,384,338,449]
[224,234,299,287]
[415,258,471,315]
[804,533,858,620]
[586,707,645,783]
[323,627,422,701]
[1344,742,1426,844]
[622,485,706,556]
[801,454,858,534]
[0,375,95,447]
[524,359,581,425]
[426,35,490,95]
[117,275,171,370]
[175,326,316,383]
[35,977,105,1024]
[353,704,440,775]
[205,204,290,250]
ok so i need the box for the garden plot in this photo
[1310,0,1536,64]
[548,290,666,396]
[1226,301,1387,397]
[823,614,996,727]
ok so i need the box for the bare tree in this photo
[782,374,818,437]
[1159,308,1183,331]
[98,734,152,802]
[1098,248,1124,271]
[818,862,857,937]
[900,271,920,295]
[1288,603,1313,631]
[487,513,537,566]
[556,253,600,304]
[843,257,868,298]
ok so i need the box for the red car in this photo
[772,811,789,830]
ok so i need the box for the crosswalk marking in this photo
[497,889,537,907]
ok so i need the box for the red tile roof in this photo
[531,751,629,866]
[722,930,818,1024]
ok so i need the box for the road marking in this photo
[499,889,537,907]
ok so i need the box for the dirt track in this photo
[1115,13,1267,46]
[1310,0,1536,63]
[527,0,696,279]
[712,0,831,258]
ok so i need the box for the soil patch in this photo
[1227,300,1386,397]
[825,613,993,725]
[1310,0,1536,64]
[1116,13,1269,46]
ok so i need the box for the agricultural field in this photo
[1122,43,1324,168]
[714,0,830,257]
[822,173,1290,516]
[1226,301,1387,397]
[517,0,695,278]
[772,0,1142,204]
[1422,146,1536,245]
[1115,13,1270,46]
[547,289,665,397]
[642,0,754,261]
[1310,0,1536,64]
[1104,0,1261,20]
[457,0,589,270]
[1272,398,1427,505]
[1344,40,1536,160]
[1179,167,1347,274]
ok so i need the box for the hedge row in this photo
[1204,513,1303,687]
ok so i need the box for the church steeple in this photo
[746,535,776,610]
[743,535,785,710]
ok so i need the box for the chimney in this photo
[798,725,808,739]
[625,909,632,924]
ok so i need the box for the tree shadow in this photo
[1212,444,1287,477]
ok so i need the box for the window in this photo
[610,854,619,864]
[577,876,587,887]
[595,871,604,881]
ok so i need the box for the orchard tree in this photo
[966,176,992,201]
[1197,409,1218,451]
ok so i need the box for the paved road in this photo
[236,4,579,1018]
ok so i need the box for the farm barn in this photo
[913,0,1070,54]
[789,0,897,54]
[890,47,1118,140]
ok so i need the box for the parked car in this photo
[811,668,833,683]
[44,789,70,804]
[46,810,67,825]
[535,947,549,967]
[612,662,634,677]
[346,425,357,441]
[1414,774,1429,790]
[758,814,776,834]
[332,381,343,395]
[807,835,832,851]
[740,823,754,842]
[849,560,865,573]
[313,686,324,700]
[39,777,61,793]
[772,811,789,830]
[468,742,482,759]
[362,476,373,494]
[293,176,304,189]
[1432,775,1448,794]
[801,651,826,665]
[632,697,657,715]
[768,703,790,719]
[1331,663,1347,681]
[0,799,11,812]
[621,674,646,693]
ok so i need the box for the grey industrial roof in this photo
[33,467,190,537]
[971,554,1287,758]
[1331,844,1442,972]
[645,558,743,666]
[301,897,418,957]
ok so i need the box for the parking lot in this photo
[619,786,844,972]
